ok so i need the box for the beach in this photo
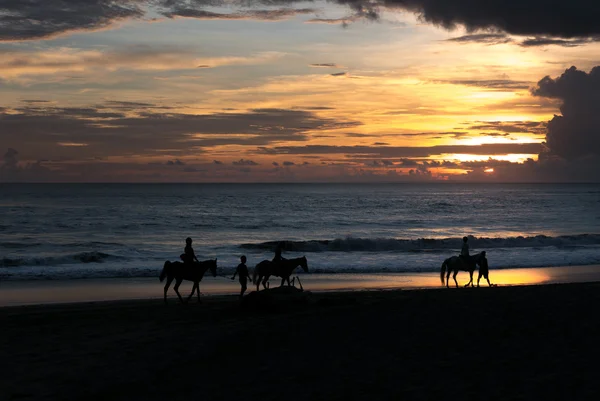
[2,280,600,401]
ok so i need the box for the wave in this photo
[0,251,125,267]
[240,234,600,253]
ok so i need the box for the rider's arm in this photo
[232,266,238,280]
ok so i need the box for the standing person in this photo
[180,237,199,266]
[232,255,251,297]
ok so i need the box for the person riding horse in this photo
[460,236,474,269]
[272,243,286,270]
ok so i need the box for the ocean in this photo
[1,183,600,281]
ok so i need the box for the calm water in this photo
[1,183,600,280]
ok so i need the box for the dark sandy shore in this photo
[2,282,600,401]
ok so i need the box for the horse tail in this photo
[252,264,259,285]
[159,261,169,282]
[440,259,448,285]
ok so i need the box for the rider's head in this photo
[186,237,192,244]
[463,236,468,243]
[241,255,247,263]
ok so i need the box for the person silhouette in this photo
[272,242,284,264]
[180,237,199,266]
[460,236,474,269]
[232,255,251,297]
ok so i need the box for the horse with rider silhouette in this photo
[252,256,309,291]
[441,251,491,288]
[159,258,217,304]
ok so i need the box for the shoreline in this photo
[2,264,600,307]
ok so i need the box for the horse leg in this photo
[262,275,269,290]
[452,270,459,288]
[173,279,184,304]
[197,283,202,302]
[286,276,291,286]
[446,269,452,288]
[163,276,174,304]
[280,277,285,287]
[256,275,261,291]
[187,282,197,303]
[465,271,473,287]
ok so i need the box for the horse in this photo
[440,251,489,288]
[252,256,309,291]
[159,259,217,304]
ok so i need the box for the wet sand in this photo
[2,264,600,307]
[2,281,600,401]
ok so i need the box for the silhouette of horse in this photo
[440,251,488,288]
[159,259,217,304]
[252,256,308,291]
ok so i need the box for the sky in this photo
[1,0,600,182]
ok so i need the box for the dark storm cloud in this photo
[532,66,600,160]
[3,0,600,42]
[0,104,360,159]
[257,143,542,157]
[371,0,600,38]
[0,0,144,41]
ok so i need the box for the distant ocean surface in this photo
[1,183,600,281]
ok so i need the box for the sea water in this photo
[1,183,599,280]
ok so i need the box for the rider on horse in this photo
[180,237,199,266]
[460,236,474,268]
[272,242,285,264]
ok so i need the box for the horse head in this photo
[209,258,217,277]
[299,256,309,273]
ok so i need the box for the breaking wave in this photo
[0,251,124,267]
[240,234,600,253]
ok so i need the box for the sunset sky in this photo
[1,0,600,182]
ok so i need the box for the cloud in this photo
[213,160,223,164]
[445,33,513,45]
[467,121,546,134]
[161,7,317,21]
[439,79,532,90]
[520,36,600,47]
[330,72,348,77]
[0,0,144,41]
[532,66,600,161]
[257,143,543,157]
[309,63,342,68]
[305,17,355,26]
[167,159,186,165]
[0,104,359,160]
[1,148,18,170]
[0,46,285,78]
[282,161,295,166]
[232,159,259,166]
[3,0,600,43]
[374,0,600,38]
[0,148,51,181]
